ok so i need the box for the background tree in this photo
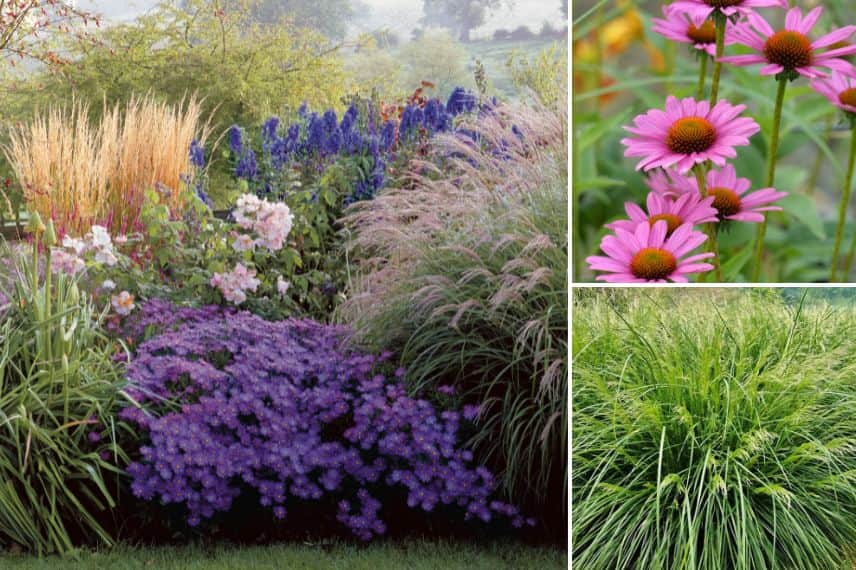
[0,0,101,72]
[24,0,348,126]
[398,30,472,97]
[420,0,505,43]
[561,0,568,19]
[245,0,353,40]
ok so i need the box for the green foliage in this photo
[105,185,342,322]
[0,229,132,555]
[345,40,406,100]
[506,44,568,106]
[13,0,348,128]
[573,289,856,569]
[398,31,474,98]
[0,539,567,569]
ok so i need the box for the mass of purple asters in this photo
[227,87,478,204]
[120,302,530,540]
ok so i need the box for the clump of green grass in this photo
[0,228,132,555]
[572,289,856,570]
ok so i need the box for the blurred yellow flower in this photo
[574,2,665,104]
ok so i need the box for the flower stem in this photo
[696,55,708,101]
[709,14,726,105]
[830,123,856,282]
[693,164,722,281]
[750,76,787,282]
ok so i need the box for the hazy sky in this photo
[79,0,566,39]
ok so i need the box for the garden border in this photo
[0,210,231,241]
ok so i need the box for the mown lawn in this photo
[0,540,566,570]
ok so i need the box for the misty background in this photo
[78,0,565,40]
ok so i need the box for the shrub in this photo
[0,224,132,555]
[340,97,568,517]
[119,302,530,540]
[572,290,856,569]
[5,97,211,236]
[506,45,569,106]
[17,0,348,129]
[398,32,473,99]
[91,189,308,321]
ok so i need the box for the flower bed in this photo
[119,302,530,540]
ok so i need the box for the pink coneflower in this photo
[685,164,787,222]
[651,6,734,56]
[622,96,760,173]
[646,169,699,198]
[668,0,787,20]
[720,7,856,79]
[586,220,715,283]
[810,71,856,114]
[606,191,718,235]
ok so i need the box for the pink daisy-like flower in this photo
[651,6,735,56]
[810,71,856,114]
[586,220,715,283]
[720,7,856,79]
[606,191,718,235]
[668,0,787,20]
[683,164,787,222]
[646,168,700,198]
[621,96,760,173]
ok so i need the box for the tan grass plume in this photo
[5,95,212,236]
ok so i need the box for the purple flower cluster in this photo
[108,297,231,341]
[121,302,529,540]
[228,88,479,203]
[446,87,478,116]
[189,140,205,169]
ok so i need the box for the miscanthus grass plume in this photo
[572,289,856,570]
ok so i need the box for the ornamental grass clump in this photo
[573,289,856,569]
[341,97,567,520]
[120,302,529,540]
[5,96,211,236]
[0,222,132,555]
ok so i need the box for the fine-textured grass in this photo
[4,96,211,236]
[341,97,568,517]
[0,540,567,570]
[572,289,856,570]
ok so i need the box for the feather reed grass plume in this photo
[5,96,211,237]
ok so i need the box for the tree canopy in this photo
[15,0,348,126]
[420,0,504,42]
